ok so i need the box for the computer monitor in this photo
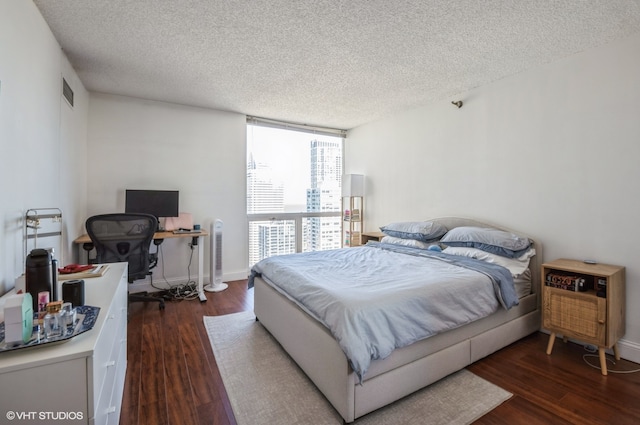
[125,190,179,220]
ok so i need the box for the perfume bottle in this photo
[59,302,77,333]
[43,312,63,339]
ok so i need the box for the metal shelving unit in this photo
[24,208,64,266]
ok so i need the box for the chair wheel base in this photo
[129,293,166,310]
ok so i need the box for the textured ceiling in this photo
[33,0,640,130]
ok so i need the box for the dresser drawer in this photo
[92,282,127,406]
[94,333,127,425]
[107,340,127,425]
[0,357,87,416]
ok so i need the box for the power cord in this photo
[148,242,199,301]
[582,345,640,374]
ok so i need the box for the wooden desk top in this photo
[74,230,209,244]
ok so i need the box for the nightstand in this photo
[361,231,385,244]
[542,259,625,375]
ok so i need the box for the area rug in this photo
[204,311,511,425]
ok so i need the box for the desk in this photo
[73,230,209,302]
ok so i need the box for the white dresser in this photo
[0,263,128,425]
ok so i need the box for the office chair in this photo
[85,213,165,309]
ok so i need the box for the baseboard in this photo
[540,329,640,365]
[617,338,640,364]
[128,271,249,294]
[225,270,251,281]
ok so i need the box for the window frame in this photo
[246,118,346,266]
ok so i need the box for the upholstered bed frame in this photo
[253,217,541,423]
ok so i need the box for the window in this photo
[247,120,345,267]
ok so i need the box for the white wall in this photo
[346,33,640,360]
[87,94,247,286]
[1,2,247,295]
[0,1,89,295]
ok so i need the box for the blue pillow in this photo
[440,226,531,258]
[380,221,447,243]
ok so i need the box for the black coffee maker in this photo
[25,248,58,312]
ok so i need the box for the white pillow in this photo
[381,235,431,249]
[442,246,535,277]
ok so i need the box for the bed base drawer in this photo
[355,340,469,419]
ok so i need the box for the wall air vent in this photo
[62,78,74,107]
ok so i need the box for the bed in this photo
[251,217,541,423]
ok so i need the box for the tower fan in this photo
[204,219,228,292]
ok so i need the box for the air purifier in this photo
[204,219,228,292]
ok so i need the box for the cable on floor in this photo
[582,345,640,374]
[148,243,199,301]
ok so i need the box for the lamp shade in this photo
[342,174,365,197]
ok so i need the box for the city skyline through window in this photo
[247,124,344,266]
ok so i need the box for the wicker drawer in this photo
[543,288,606,345]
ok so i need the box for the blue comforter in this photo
[250,243,518,381]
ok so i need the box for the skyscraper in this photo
[305,140,343,251]
[247,154,295,266]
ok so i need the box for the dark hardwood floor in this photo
[121,281,640,424]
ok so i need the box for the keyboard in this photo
[172,229,200,234]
